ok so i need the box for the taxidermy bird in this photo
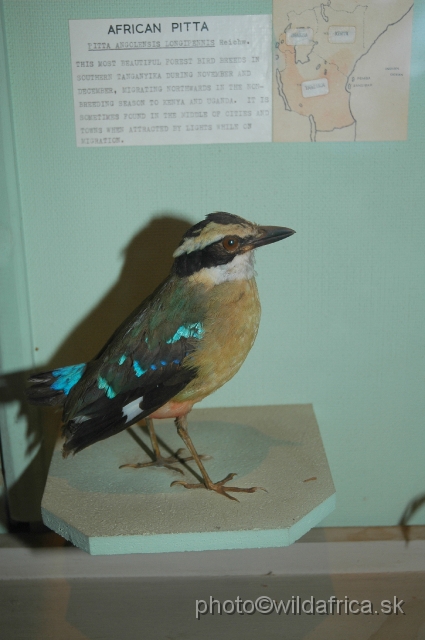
[27,213,295,500]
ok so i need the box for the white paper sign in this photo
[69,15,272,147]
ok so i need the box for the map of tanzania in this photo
[273,0,413,141]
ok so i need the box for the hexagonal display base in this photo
[42,404,335,555]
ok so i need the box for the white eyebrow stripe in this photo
[173,222,255,257]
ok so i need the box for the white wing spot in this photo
[122,397,144,424]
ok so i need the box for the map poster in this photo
[273,0,414,142]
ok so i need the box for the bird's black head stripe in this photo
[173,235,249,277]
[205,212,248,226]
[181,212,249,240]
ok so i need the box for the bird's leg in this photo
[171,415,265,501]
[120,417,207,474]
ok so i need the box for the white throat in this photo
[200,251,256,285]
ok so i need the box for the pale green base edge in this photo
[42,492,336,556]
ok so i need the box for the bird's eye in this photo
[222,236,240,252]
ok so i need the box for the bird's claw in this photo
[119,448,211,475]
[171,473,267,501]
[120,452,185,474]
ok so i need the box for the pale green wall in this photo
[1,0,424,527]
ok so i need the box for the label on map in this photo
[301,78,329,98]
[286,28,314,46]
[69,15,272,147]
[328,26,356,44]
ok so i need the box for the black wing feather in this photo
[30,276,206,456]
[62,364,196,456]
[61,339,198,455]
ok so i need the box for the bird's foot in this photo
[171,473,266,501]
[119,449,210,475]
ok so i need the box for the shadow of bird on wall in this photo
[0,214,193,526]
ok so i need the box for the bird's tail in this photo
[26,363,86,406]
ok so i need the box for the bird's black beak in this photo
[243,225,295,251]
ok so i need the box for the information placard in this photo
[69,15,272,147]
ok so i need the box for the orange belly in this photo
[150,400,194,419]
